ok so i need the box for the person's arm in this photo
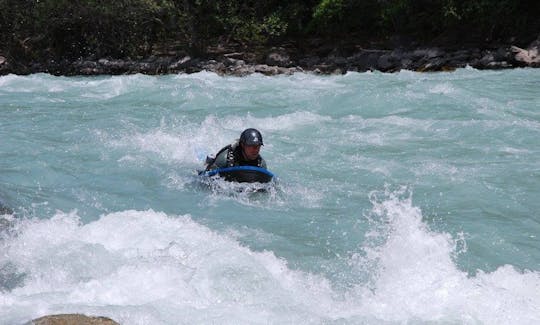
[207,148,229,170]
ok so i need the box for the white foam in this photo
[0,73,59,93]
[217,111,331,132]
[500,147,531,155]
[3,70,540,324]
[345,188,540,323]
[0,210,336,324]
[429,83,456,95]
[106,110,330,168]
[2,198,539,324]
[79,76,132,99]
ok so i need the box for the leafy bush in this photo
[0,0,538,61]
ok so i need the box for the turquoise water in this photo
[1,69,539,324]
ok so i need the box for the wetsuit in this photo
[206,140,267,171]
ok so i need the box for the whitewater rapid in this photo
[1,69,539,324]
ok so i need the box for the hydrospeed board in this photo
[199,166,274,183]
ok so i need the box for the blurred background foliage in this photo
[1,0,538,60]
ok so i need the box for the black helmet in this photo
[240,128,263,146]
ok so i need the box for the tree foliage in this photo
[0,0,538,61]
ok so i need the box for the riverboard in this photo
[199,166,274,183]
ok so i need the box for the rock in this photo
[224,57,245,67]
[487,61,512,69]
[153,56,174,70]
[279,67,298,75]
[223,52,245,60]
[71,60,99,75]
[478,51,496,67]
[446,50,472,66]
[169,56,192,70]
[331,67,345,75]
[400,58,414,70]
[28,314,119,325]
[425,48,443,59]
[266,49,292,67]
[96,58,134,74]
[0,55,11,76]
[511,40,540,66]
[475,49,511,70]
[511,35,540,66]
[97,58,110,66]
[417,57,448,72]
[0,56,8,74]
[1,40,533,76]
[411,48,442,60]
[230,66,254,77]
[328,55,347,66]
[79,60,98,69]
[377,53,399,71]
[312,63,338,74]
[137,62,154,74]
[347,50,382,71]
[494,47,511,61]
[298,55,321,68]
[202,60,226,75]
[254,64,280,75]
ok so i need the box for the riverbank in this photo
[1,38,539,76]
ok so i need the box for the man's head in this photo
[239,128,263,161]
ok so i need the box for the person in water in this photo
[205,128,267,171]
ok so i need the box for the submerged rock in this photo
[28,314,119,325]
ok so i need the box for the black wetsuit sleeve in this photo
[206,145,231,170]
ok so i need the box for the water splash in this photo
[345,187,540,323]
[1,194,539,324]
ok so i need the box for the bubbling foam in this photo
[0,210,337,324]
[1,194,540,324]
[345,187,540,324]
[2,117,540,322]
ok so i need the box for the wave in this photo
[1,191,539,324]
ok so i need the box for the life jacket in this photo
[227,143,263,167]
[206,140,262,170]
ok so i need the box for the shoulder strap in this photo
[226,140,241,167]
[227,147,235,167]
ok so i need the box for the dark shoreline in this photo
[1,39,539,77]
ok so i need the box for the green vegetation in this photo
[1,0,538,61]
